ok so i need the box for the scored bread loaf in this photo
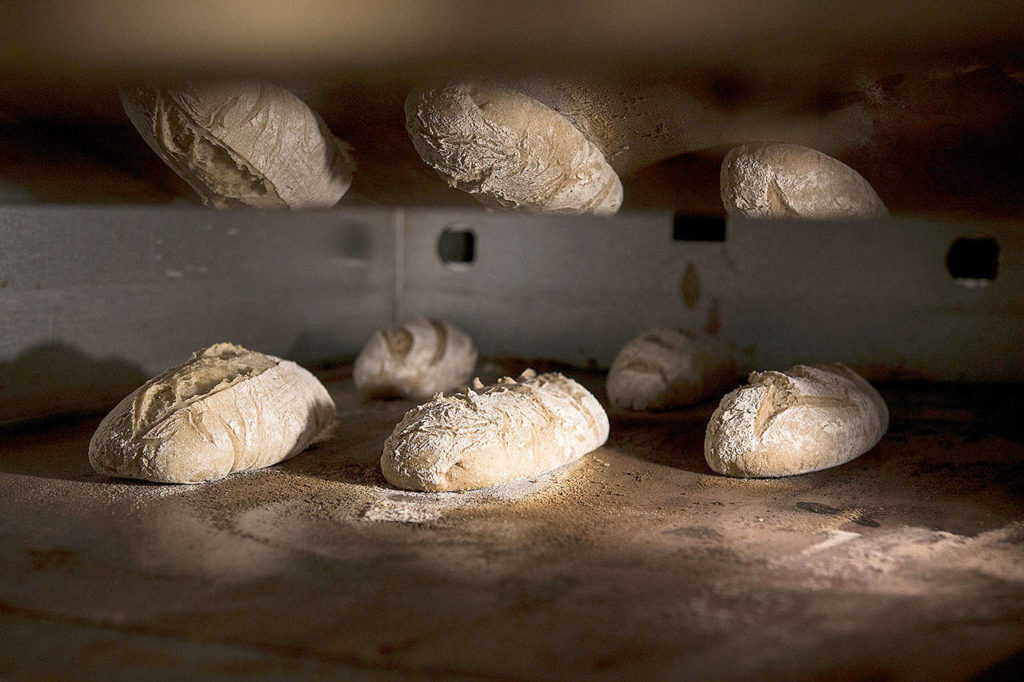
[354,318,478,401]
[89,343,336,483]
[405,81,623,215]
[607,329,736,410]
[720,143,888,219]
[704,363,888,478]
[120,79,353,208]
[381,369,609,491]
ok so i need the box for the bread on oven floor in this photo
[89,343,336,483]
[607,329,736,411]
[705,363,888,477]
[381,369,609,491]
[354,318,478,401]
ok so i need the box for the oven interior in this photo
[1,4,1023,679]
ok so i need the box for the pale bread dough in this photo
[89,343,336,483]
[607,329,736,410]
[405,81,622,215]
[381,369,609,491]
[704,363,888,478]
[721,143,887,219]
[120,79,353,208]
[354,318,478,401]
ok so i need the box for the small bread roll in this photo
[89,343,336,483]
[704,363,888,478]
[405,81,623,215]
[354,318,478,401]
[120,79,353,208]
[607,329,736,411]
[382,369,609,491]
[721,143,887,219]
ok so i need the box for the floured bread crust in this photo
[120,80,353,208]
[705,363,888,478]
[354,318,478,401]
[405,81,623,215]
[89,343,336,483]
[607,329,736,411]
[721,143,887,219]
[381,369,609,491]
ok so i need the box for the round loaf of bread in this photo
[405,81,623,215]
[720,143,887,219]
[120,79,353,208]
[607,329,736,411]
[704,363,888,478]
[89,343,336,483]
[382,369,609,491]
[354,318,478,401]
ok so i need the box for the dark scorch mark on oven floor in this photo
[796,501,881,527]
[663,525,723,540]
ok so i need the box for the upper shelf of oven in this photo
[3,2,1023,82]
[2,3,1023,220]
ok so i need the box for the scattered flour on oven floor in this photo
[5,469,200,515]
[192,464,590,563]
[157,454,587,542]
[360,492,463,524]
[359,470,572,524]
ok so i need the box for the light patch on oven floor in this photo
[135,500,294,580]
[935,521,1024,584]
[812,526,965,571]
[765,524,1021,593]
[795,529,862,556]
[788,523,1024,589]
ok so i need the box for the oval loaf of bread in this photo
[89,343,336,483]
[354,318,478,401]
[382,369,609,491]
[720,143,887,219]
[120,79,353,208]
[405,81,623,215]
[704,363,888,478]
[607,329,736,411]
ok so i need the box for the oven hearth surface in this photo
[1,366,1022,680]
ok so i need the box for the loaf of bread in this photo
[704,363,888,478]
[607,329,736,410]
[89,343,336,483]
[381,369,609,491]
[720,143,887,219]
[354,318,478,401]
[120,79,353,208]
[405,81,622,215]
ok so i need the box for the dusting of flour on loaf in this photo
[607,329,736,411]
[382,369,609,492]
[120,79,353,208]
[89,343,336,484]
[705,364,888,478]
[721,143,888,219]
[354,318,478,400]
[405,81,622,215]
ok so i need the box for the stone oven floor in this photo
[1,364,1022,680]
